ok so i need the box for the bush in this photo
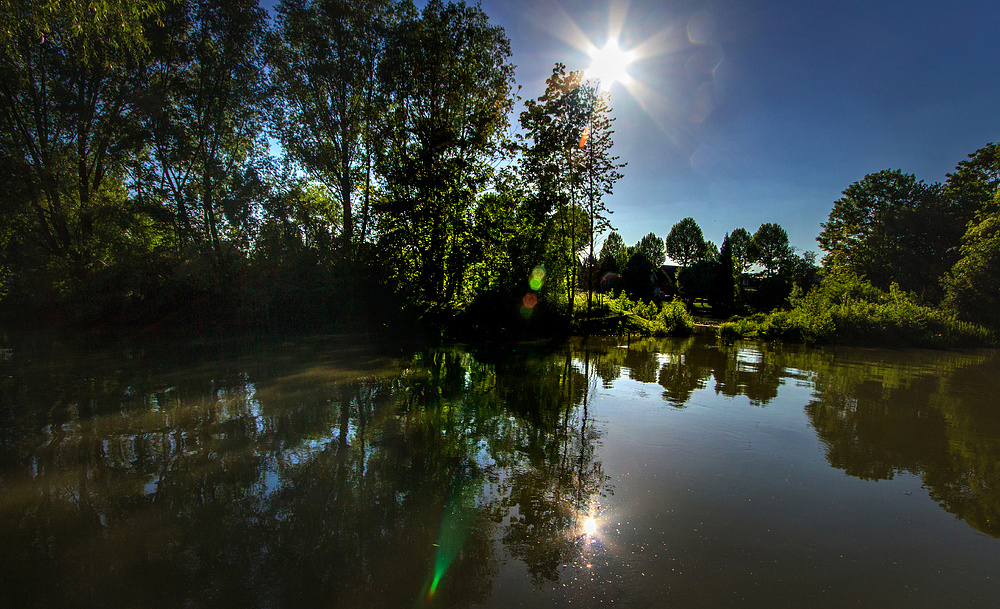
[719,272,993,347]
[605,293,694,336]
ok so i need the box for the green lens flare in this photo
[420,478,480,606]
[528,265,546,291]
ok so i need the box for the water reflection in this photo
[0,338,611,607]
[586,337,1000,539]
[804,348,1000,538]
[1,335,999,607]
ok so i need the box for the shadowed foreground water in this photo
[1,335,999,608]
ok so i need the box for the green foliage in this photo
[270,0,396,247]
[817,169,960,300]
[605,293,694,336]
[144,0,270,262]
[665,217,705,268]
[598,232,625,273]
[518,62,624,319]
[0,0,162,263]
[727,227,752,274]
[377,0,515,318]
[940,144,1000,328]
[701,240,719,262]
[636,233,665,268]
[720,272,993,347]
[942,209,1000,329]
[943,142,1000,223]
[749,222,791,278]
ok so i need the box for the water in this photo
[1,334,998,608]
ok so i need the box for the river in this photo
[1,334,998,607]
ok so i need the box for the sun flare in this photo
[585,41,635,89]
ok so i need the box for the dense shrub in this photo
[719,272,993,347]
[605,293,694,336]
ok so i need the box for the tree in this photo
[726,227,752,274]
[817,169,944,292]
[702,240,719,263]
[519,63,591,315]
[665,217,705,268]
[622,249,655,300]
[942,200,1000,329]
[378,0,515,316]
[750,222,791,278]
[598,232,625,273]
[943,143,1000,226]
[578,85,624,316]
[0,0,161,263]
[270,0,395,251]
[714,232,740,312]
[636,233,665,268]
[143,0,269,264]
[788,251,820,296]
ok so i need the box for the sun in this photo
[585,41,635,89]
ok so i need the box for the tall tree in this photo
[519,64,591,314]
[715,234,738,313]
[749,222,791,278]
[598,232,625,273]
[941,144,1000,327]
[942,209,1000,329]
[270,0,395,251]
[817,169,942,291]
[578,85,624,316]
[636,233,665,268]
[378,0,515,316]
[726,227,752,274]
[665,217,705,268]
[943,143,1000,226]
[0,0,161,262]
[143,0,269,263]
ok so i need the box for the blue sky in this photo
[482,0,1000,258]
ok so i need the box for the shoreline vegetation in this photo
[1,1,998,350]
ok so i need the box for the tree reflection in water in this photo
[1,336,999,608]
[0,338,610,607]
[564,337,1000,541]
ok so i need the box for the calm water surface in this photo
[2,335,999,608]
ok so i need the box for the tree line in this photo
[0,0,622,334]
[816,146,1000,330]
[593,140,1000,340]
[595,219,817,315]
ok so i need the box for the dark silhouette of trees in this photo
[144,0,269,264]
[378,0,515,317]
[817,169,954,298]
[727,227,752,274]
[665,217,705,268]
[749,222,792,278]
[0,0,161,263]
[598,231,625,273]
[269,0,394,251]
[636,232,665,268]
